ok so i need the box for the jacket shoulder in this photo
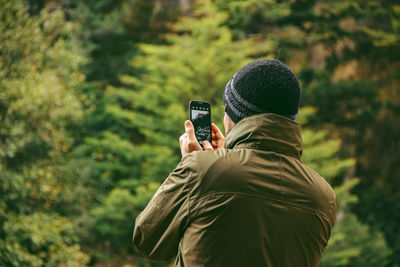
[183,149,256,200]
[186,148,249,177]
[291,160,337,223]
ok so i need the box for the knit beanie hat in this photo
[223,59,301,123]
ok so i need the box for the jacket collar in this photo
[224,113,303,160]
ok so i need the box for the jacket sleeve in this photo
[133,155,194,261]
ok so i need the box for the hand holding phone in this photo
[189,100,212,147]
[179,120,202,157]
[179,100,224,157]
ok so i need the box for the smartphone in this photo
[189,100,212,147]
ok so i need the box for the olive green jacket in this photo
[133,113,336,267]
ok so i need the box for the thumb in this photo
[185,120,194,131]
[185,120,197,143]
[202,140,213,151]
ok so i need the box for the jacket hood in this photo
[224,113,303,160]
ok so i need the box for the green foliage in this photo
[0,0,84,159]
[92,188,137,250]
[321,211,391,267]
[72,0,132,84]
[71,0,186,85]
[0,213,89,266]
[0,0,88,264]
[215,0,291,35]
[90,185,158,252]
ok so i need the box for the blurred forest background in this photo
[0,0,399,266]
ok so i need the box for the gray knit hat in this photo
[223,59,301,123]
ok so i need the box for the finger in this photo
[185,120,202,152]
[203,140,213,151]
[185,120,197,143]
[211,123,225,139]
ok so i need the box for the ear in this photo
[223,113,235,135]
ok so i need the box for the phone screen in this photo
[190,103,211,146]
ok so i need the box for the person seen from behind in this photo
[133,59,337,267]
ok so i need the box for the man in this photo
[133,59,336,266]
